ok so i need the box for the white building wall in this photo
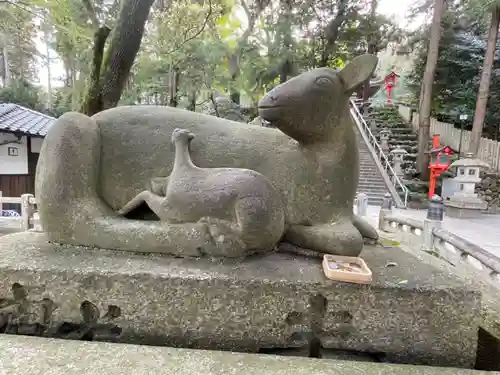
[30,137,43,153]
[0,133,28,175]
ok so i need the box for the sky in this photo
[35,0,417,89]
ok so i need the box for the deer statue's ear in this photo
[338,54,379,94]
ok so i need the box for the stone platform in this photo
[1,336,497,375]
[0,232,481,368]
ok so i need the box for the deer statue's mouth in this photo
[258,105,284,123]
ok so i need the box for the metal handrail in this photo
[350,99,409,207]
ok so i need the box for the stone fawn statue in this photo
[35,54,379,258]
[116,128,286,257]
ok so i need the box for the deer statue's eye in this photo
[314,77,332,86]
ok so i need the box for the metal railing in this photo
[349,99,409,208]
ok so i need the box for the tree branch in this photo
[240,0,258,42]
[0,0,43,18]
[82,0,100,29]
[166,0,213,54]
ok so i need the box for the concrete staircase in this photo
[356,128,388,206]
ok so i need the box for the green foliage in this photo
[0,0,406,115]
[0,2,38,82]
[0,79,44,111]
[408,8,500,138]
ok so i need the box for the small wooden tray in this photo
[322,255,372,284]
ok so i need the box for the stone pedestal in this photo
[0,232,480,368]
[444,197,487,218]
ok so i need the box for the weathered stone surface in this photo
[0,232,480,368]
[444,203,487,219]
[35,55,379,258]
[0,336,496,375]
[378,228,500,371]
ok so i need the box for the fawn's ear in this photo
[338,55,378,93]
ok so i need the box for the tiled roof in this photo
[0,103,56,136]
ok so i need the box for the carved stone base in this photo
[445,199,488,219]
[0,232,480,368]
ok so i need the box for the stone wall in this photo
[477,172,500,213]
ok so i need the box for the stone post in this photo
[390,146,408,179]
[20,193,34,231]
[356,192,368,217]
[378,192,393,231]
[0,190,2,214]
[379,129,391,154]
[421,195,444,252]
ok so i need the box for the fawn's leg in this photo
[117,191,164,218]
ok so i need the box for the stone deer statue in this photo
[35,54,379,258]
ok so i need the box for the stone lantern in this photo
[443,153,490,218]
[379,129,391,154]
[390,146,408,178]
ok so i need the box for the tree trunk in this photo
[187,91,196,111]
[279,0,293,83]
[45,33,52,110]
[362,0,378,105]
[0,34,10,87]
[168,68,179,107]
[227,53,241,104]
[81,0,155,116]
[279,60,292,84]
[416,0,446,181]
[229,87,240,105]
[209,91,220,117]
[468,6,500,156]
[81,26,111,116]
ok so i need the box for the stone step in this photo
[357,185,386,190]
[356,127,394,205]
[358,184,387,191]
[356,194,385,206]
[358,174,386,181]
[359,170,384,175]
[358,172,386,178]
[357,180,387,187]
[0,335,493,375]
[357,190,387,199]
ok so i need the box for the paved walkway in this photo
[364,205,500,259]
